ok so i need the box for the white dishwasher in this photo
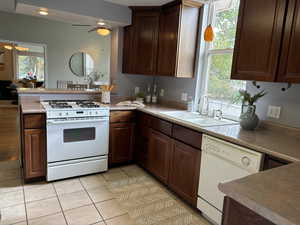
[197,135,263,225]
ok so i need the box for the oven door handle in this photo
[47,118,109,125]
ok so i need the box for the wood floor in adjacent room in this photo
[0,106,20,161]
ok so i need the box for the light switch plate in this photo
[181,93,188,101]
[267,106,281,119]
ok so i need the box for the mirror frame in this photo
[69,52,95,78]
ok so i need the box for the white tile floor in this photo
[0,164,211,225]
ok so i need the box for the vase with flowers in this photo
[237,90,267,130]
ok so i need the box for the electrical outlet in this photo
[134,87,140,95]
[181,93,188,101]
[160,89,165,97]
[267,106,281,119]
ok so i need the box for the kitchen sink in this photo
[159,111,238,127]
[160,111,205,120]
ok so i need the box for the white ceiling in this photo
[104,0,173,6]
[16,3,124,27]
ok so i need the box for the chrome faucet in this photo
[214,109,223,120]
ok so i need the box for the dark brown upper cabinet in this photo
[132,8,160,75]
[231,0,300,83]
[123,0,201,78]
[157,3,200,77]
[277,0,300,83]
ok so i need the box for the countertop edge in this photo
[218,175,296,225]
[20,104,300,162]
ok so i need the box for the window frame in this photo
[16,50,46,82]
[0,39,48,86]
[196,1,244,121]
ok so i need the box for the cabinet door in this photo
[109,123,135,165]
[134,112,151,169]
[263,155,289,170]
[277,0,300,83]
[169,141,201,206]
[148,129,173,184]
[231,0,286,81]
[157,4,180,76]
[122,25,135,74]
[133,11,160,75]
[222,197,276,225]
[24,129,46,179]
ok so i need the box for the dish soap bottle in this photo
[187,96,194,112]
[151,84,158,104]
[145,84,151,104]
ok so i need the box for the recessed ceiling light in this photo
[97,21,105,26]
[38,9,49,16]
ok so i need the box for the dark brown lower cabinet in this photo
[23,129,46,180]
[109,122,135,165]
[263,155,290,170]
[222,197,276,225]
[168,140,201,206]
[148,128,173,184]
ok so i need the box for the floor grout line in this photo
[78,177,107,224]
[22,179,29,225]
[53,182,69,225]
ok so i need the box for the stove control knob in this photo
[66,112,69,116]
[59,113,62,116]
[241,156,251,167]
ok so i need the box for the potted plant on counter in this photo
[135,92,145,103]
[238,90,267,130]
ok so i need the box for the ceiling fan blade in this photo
[88,27,98,32]
[72,24,92,27]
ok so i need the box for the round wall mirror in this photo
[69,52,94,77]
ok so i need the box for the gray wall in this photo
[247,82,300,128]
[0,11,111,88]
[151,76,300,128]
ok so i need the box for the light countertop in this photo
[17,88,102,94]
[219,162,300,225]
[20,101,300,162]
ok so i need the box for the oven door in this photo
[47,118,109,162]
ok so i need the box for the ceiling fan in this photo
[72,22,112,36]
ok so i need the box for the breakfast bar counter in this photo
[219,162,300,225]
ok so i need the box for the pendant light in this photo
[204,24,214,42]
[204,0,215,42]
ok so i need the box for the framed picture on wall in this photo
[0,50,4,71]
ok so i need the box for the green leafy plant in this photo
[237,90,267,105]
[135,92,145,99]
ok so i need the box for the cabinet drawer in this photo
[23,114,46,129]
[172,125,202,149]
[110,111,135,123]
[150,116,173,136]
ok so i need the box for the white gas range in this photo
[41,100,109,181]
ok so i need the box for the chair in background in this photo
[67,83,88,90]
[57,80,73,89]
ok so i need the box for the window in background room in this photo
[200,0,246,120]
[16,43,45,81]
